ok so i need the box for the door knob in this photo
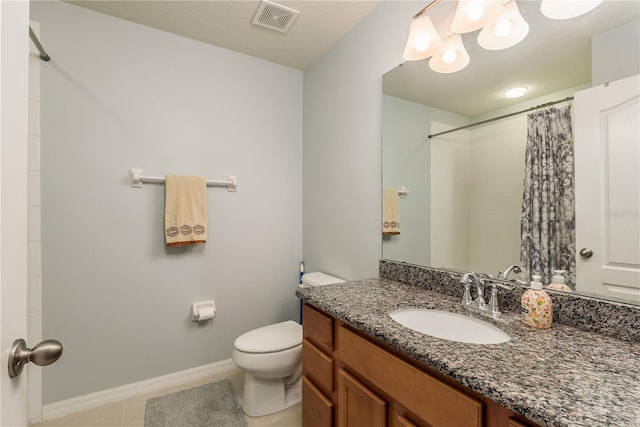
[579,248,593,259]
[8,338,63,378]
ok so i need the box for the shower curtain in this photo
[520,105,576,288]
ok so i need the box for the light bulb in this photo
[494,20,512,37]
[415,35,430,52]
[504,87,528,98]
[466,3,485,21]
[442,50,457,64]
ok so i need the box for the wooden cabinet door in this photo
[507,417,534,427]
[338,369,387,427]
[389,409,419,427]
[303,376,334,427]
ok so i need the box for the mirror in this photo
[382,1,640,305]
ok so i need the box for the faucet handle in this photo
[460,274,473,305]
[488,283,502,316]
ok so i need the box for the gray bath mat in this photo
[144,379,248,427]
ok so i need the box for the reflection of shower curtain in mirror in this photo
[520,106,576,288]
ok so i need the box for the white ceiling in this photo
[68,0,381,70]
[67,1,638,117]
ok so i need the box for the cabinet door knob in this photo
[579,248,593,259]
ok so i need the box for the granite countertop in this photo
[296,278,640,427]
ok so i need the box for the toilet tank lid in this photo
[234,320,302,353]
[301,272,345,287]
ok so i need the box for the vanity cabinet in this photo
[302,305,336,427]
[301,303,538,427]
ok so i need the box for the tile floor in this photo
[31,369,302,427]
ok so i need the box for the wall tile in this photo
[28,170,40,207]
[28,206,41,242]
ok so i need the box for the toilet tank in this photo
[301,272,345,288]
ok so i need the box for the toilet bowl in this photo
[232,272,344,417]
[232,321,303,417]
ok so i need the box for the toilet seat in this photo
[234,320,301,353]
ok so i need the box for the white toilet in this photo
[232,272,345,417]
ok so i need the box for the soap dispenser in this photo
[546,270,572,292]
[521,275,553,329]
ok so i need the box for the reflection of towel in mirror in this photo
[382,188,400,235]
[165,175,207,246]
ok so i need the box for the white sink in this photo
[389,308,511,344]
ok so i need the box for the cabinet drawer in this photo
[303,376,334,427]
[303,304,334,353]
[303,338,334,395]
[338,326,483,427]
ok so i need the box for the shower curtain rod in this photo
[428,96,574,139]
[29,27,50,62]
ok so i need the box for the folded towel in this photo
[165,175,207,246]
[382,188,400,235]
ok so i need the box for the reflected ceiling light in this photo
[429,34,470,73]
[403,15,444,61]
[540,0,603,20]
[451,0,505,33]
[478,1,529,50]
[504,87,528,98]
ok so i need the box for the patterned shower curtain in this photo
[520,105,576,288]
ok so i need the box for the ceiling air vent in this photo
[252,0,299,34]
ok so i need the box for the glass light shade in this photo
[429,34,470,73]
[478,1,529,50]
[403,15,444,61]
[451,0,505,33]
[540,0,603,20]
[504,87,528,98]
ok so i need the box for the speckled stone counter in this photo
[296,278,640,427]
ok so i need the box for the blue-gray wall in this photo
[32,1,303,403]
[302,1,453,280]
[592,19,640,86]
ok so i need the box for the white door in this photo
[0,1,30,425]
[574,74,640,301]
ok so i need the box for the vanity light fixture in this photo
[429,33,471,74]
[504,87,528,98]
[403,14,444,61]
[478,1,529,50]
[540,0,603,20]
[403,0,603,74]
[451,0,505,33]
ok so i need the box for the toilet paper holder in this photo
[192,300,216,322]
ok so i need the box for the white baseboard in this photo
[42,359,239,421]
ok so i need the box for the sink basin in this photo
[389,308,511,344]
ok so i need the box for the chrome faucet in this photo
[460,273,488,310]
[498,264,522,281]
[460,272,512,316]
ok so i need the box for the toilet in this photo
[232,272,345,417]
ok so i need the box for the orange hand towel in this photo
[382,188,400,235]
[165,175,207,246]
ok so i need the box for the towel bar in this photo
[129,169,237,192]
